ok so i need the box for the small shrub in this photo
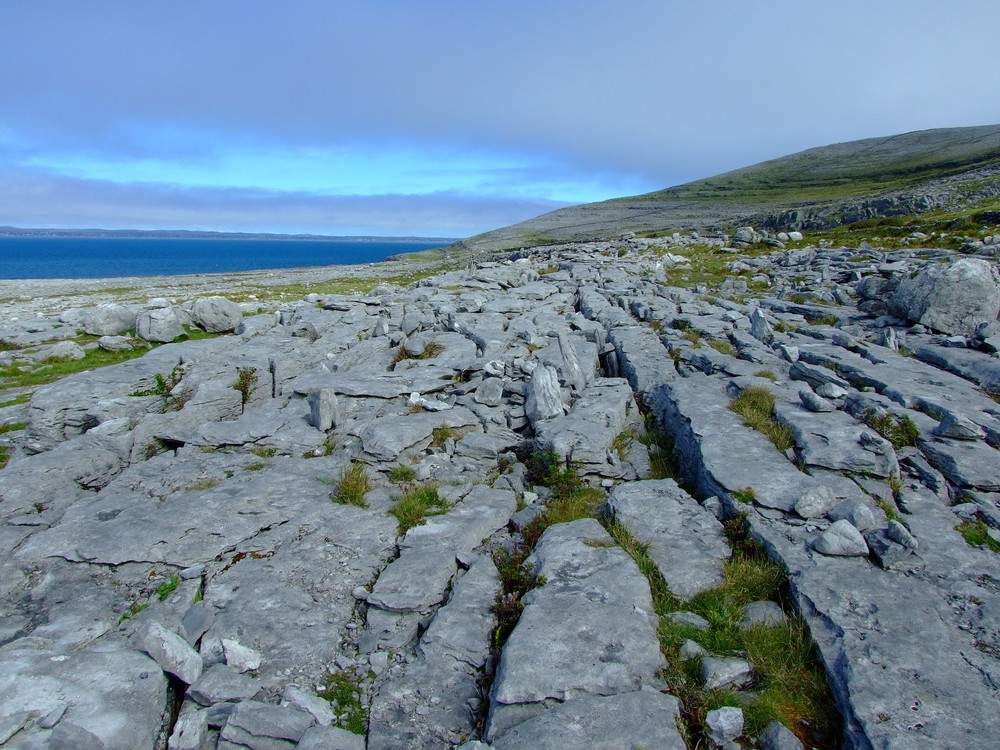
[492,545,541,647]
[333,464,372,507]
[390,483,448,535]
[528,449,583,499]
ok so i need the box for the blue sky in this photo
[2,1,999,238]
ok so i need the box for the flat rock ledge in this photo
[0,235,998,749]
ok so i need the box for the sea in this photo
[0,236,454,279]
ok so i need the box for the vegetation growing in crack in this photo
[729,386,795,453]
[390,482,449,535]
[233,366,258,407]
[156,575,180,601]
[333,463,372,508]
[317,671,369,735]
[860,409,920,449]
[957,520,1000,554]
[606,515,841,749]
[391,340,444,370]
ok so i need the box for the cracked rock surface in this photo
[1,234,999,748]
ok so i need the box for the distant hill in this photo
[454,124,1000,254]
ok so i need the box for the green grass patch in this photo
[187,478,220,492]
[388,463,417,484]
[957,520,1000,554]
[390,483,449,535]
[0,393,32,408]
[729,386,796,453]
[755,369,779,382]
[861,410,919,449]
[245,461,268,472]
[118,601,149,624]
[0,421,26,435]
[707,338,738,357]
[0,339,25,352]
[333,463,372,508]
[0,346,149,389]
[156,575,180,601]
[609,515,839,748]
[0,446,11,470]
[318,671,368,735]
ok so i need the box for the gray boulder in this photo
[525,364,564,425]
[812,519,869,557]
[136,306,184,342]
[890,258,1000,336]
[760,720,804,750]
[83,303,135,335]
[192,296,242,333]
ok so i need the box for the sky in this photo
[2,1,999,239]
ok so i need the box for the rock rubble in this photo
[1,235,999,748]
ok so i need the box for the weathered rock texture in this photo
[1,237,999,749]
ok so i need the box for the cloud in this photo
[1,1,999,234]
[0,167,569,236]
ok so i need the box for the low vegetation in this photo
[956,520,1000,554]
[333,463,372,507]
[390,482,448,535]
[730,386,796,453]
[317,671,368,735]
[607,516,840,748]
[861,410,920,449]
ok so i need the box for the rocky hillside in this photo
[454,125,1000,254]
[1,229,999,749]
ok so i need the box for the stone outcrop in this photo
[0,237,998,749]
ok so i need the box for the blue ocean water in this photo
[0,237,452,279]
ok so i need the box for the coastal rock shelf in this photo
[0,235,999,749]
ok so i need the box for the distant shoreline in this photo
[0,226,459,243]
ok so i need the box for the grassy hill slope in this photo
[452,125,1000,255]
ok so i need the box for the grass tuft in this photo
[333,463,372,507]
[708,339,738,357]
[957,520,1000,554]
[729,386,796,453]
[861,409,919,448]
[390,483,448,535]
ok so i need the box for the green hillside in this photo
[452,124,1000,255]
